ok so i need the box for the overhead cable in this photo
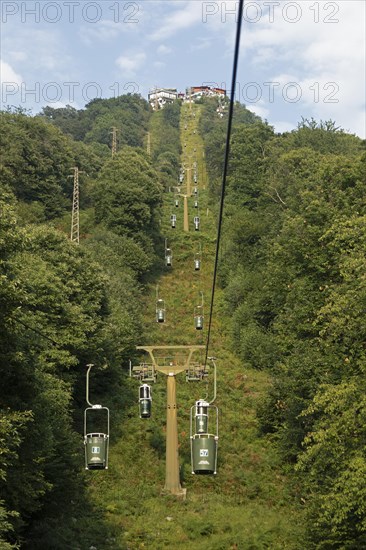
[204,0,245,366]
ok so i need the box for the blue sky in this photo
[1,1,365,137]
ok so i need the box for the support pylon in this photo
[70,167,81,244]
[111,126,118,157]
[183,195,189,232]
[147,132,151,155]
[164,374,182,495]
[186,166,191,196]
[135,345,206,498]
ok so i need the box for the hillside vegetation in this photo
[200,99,366,547]
[85,101,305,549]
[0,94,365,549]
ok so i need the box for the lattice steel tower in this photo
[111,126,118,157]
[70,166,80,244]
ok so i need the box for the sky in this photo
[1,0,365,137]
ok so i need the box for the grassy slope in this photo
[85,103,305,550]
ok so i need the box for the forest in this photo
[1,93,365,549]
[200,98,366,547]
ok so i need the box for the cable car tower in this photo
[131,345,210,498]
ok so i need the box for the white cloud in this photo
[2,29,75,79]
[44,99,81,110]
[247,100,270,120]
[157,44,172,55]
[189,37,213,52]
[0,0,363,137]
[0,60,23,105]
[233,0,366,137]
[8,51,28,62]
[149,1,203,41]
[272,120,297,134]
[0,60,23,85]
[79,20,128,45]
[116,52,146,77]
[153,61,166,70]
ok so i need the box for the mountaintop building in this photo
[186,86,227,100]
[147,85,227,110]
[148,88,178,110]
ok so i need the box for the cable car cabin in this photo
[156,299,166,323]
[139,384,152,418]
[132,363,156,383]
[157,309,165,323]
[179,174,184,183]
[194,258,201,271]
[195,314,204,330]
[175,199,179,208]
[84,405,110,470]
[194,201,198,209]
[186,364,206,382]
[194,300,204,330]
[190,401,218,475]
[170,214,177,228]
[193,187,198,195]
[194,216,200,231]
[165,248,172,267]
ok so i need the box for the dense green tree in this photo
[93,146,163,254]
[3,87,366,548]
[0,93,166,548]
[40,94,151,149]
[0,198,132,546]
[202,100,366,545]
[0,111,102,220]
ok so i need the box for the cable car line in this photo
[7,311,60,346]
[204,0,245,368]
[127,1,244,485]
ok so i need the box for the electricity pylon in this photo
[70,167,82,244]
[110,126,118,157]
